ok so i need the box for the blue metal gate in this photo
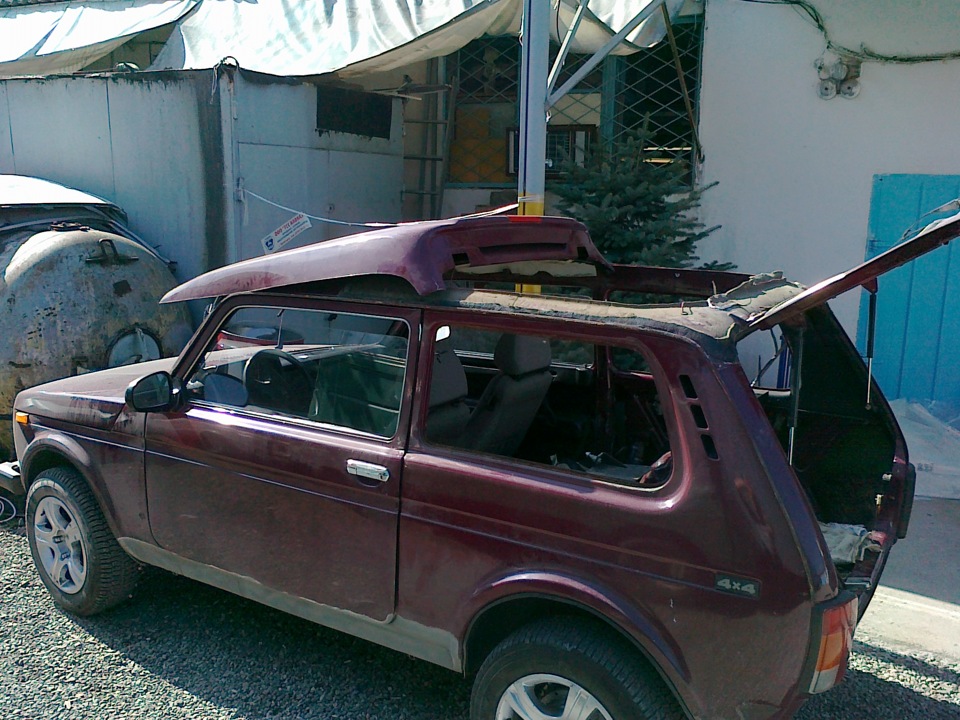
[856,174,960,403]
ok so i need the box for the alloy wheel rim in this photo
[495,673,613,720]
[33,496,87,594]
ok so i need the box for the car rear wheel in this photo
[25,467,140,615]
[470,617,683,720]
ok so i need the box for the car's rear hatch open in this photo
[734,210,960,608]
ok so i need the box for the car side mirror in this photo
[125,371,179,412]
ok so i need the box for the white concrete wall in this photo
[231,75,404,260]
[0,72,404,281]
[697,0,960,332]
[0,74,213,283]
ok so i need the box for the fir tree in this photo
[550,128,727,270]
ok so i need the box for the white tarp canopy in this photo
[152,0,684,78]
[0,0,198,76]
[0,0,682,79]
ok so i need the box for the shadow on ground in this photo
[68,569,472,720]
[878,497,960,606]
[71,570,960,720]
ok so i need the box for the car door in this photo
[143,296,418,621]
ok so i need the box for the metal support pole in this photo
[660,4,703,163]
[520,0,667,216]
[518,0,551,217]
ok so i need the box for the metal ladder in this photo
[402,57,455,220]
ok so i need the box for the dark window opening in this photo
[506,125,596,176]
[317,86,393,139]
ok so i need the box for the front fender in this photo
[22,429,96,488]
[20,422,151,543]
[20,429,115,527]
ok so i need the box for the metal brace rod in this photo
[547,0,667,108]
[547,0,590,98]
[787,328,805,467]
[865,288,878,408]
[661,3,703,163]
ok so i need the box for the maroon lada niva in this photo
[5,213,959,719]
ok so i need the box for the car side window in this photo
[186,306,409,437]
[423,325,673,489]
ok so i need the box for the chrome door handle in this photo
[346,459,390,483]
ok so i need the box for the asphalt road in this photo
[856,497,960,663]
[1,514,958,720]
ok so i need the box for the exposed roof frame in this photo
[546,0,666,108]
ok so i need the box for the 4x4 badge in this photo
[715,574,761,599]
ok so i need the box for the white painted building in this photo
[697,0,960,407]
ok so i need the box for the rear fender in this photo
[462,571,694,714]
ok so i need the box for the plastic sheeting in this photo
[151,0,685,78]
[0,0,199,77]
[0,0,682,79]
[890,398,960,500]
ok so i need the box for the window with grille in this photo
[612,15,704,166]
[447,15,704,186]
[506,125,596,176]
[449,36,520,185]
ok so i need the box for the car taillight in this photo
[809,595,858,694]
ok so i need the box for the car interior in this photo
[186,306,674,489]
[424,326,673,489]
[745,309,897,582]
[188,306,410,437]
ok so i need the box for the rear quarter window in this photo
[423,324,672,489]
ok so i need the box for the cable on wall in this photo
[738,0,960,64]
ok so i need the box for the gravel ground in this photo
[1,516,958,720]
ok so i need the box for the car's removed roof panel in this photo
[162,216,610,303]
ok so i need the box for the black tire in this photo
[470,617,684,720]
[25,467,140,616]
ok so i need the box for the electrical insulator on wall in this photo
[839,79,861,98]
[818,79,838,100]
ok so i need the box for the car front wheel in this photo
[470,617,683,720]
[25,467,140,615]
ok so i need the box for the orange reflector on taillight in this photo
[809,596,858,694]
[14,412,29,426]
